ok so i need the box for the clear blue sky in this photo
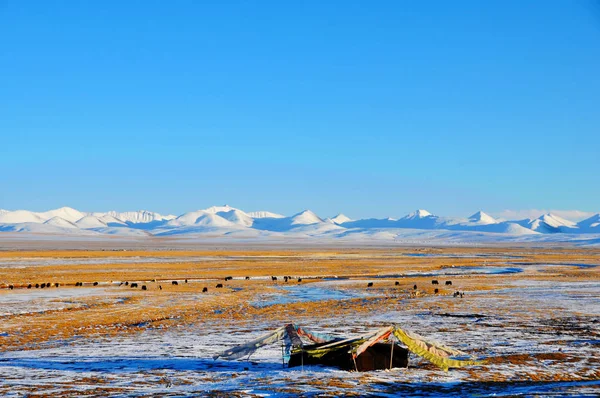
[1,0,599,218]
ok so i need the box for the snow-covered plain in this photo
[1,205,600,246]
[0,274,598,396]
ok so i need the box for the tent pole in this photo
[281,342,285,368]
[390,340,394,370]
[301,341,304,372]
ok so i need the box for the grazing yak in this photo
[35,283,40,288]
[224,276,233,281]
[185,279,188,283]
[245,276,250,280]
[27,284,32,289]
[40,283,46,289]
[202,287,208,292]
[141,285,147,290]
[216,283,223,288]
[159,285,162,290]
[432,280,439,285]
[131,283,138,288]
[271,276,277,281]
[9,285,14,290]
[297,278,302,283]
[172,281,178,285]
[395,281,400,286]
[367,282,374,287]
[284,276,289,282]
[434,288,439,294]
[413,284,417,290]
[93,282,99,286]
[445,281,452,286]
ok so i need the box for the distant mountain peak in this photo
[404,209,433,219]
[290,210,323,225]
[76,215,108,229]
[578,213,600,230]
[203,205,235,214]
[329,213,352,224]
[468,211,497,224]
[44,216,78,229]
[538,213,577,227]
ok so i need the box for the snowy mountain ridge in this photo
[1,206,599,244]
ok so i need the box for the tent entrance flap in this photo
[288,341,409,371]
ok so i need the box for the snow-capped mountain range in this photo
[0,206,599,244]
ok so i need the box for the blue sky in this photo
[1,0,599,219]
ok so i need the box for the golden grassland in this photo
[0,246,598,385]
[1,246,599,285]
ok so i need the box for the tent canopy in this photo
[214,323,484,371]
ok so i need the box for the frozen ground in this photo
[1,274,598,396]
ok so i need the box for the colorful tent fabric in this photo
[392,327,483,371]
[353,326,393,358]
[213,326,287,360]
[298,336,365,359]
[295,326,336,344]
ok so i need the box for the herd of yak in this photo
[2,276,465,297]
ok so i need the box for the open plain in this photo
[0,240,599,396]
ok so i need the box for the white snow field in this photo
[1,206,600,246]
[0,272,598,396]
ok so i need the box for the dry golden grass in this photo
[0,246,598,355]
